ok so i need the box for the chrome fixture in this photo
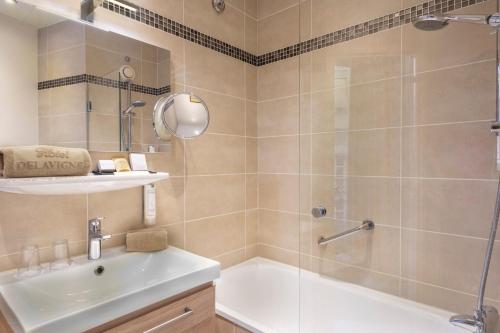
[88,217,111,260]
[311,206,327,218]
[415,12,500,333]
[413,13,500,31]
[122,100,146,116]
[318,220,374,246]
[212,0,225,13]
[81,0,138,23]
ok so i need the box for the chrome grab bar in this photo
[143,307,193,333]
[318,220,375,246]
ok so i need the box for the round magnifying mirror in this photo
[153,93,210,139]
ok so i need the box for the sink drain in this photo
[94,266,105,275]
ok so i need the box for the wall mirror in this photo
[0,0,172,153]
[153,93,210,140]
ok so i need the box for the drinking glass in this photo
[50,239,72,270]
[17,245,41,278]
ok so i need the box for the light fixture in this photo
[81,0,139,23]
[107,0,138,12]
[5,0,18,4]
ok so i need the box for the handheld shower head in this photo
[413,13,499,31]
[122,100,146,115]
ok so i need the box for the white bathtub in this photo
[215,257,464,333]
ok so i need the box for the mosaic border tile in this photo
[102,0,487,67]
[38,74,171,96]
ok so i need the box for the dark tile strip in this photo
[101,0,487,67]
[38,74,171,96]
[101,0,258,65]
[258,0,489,66]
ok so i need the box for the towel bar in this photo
[318,220,375,246]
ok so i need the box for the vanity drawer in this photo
[104,286,215,333]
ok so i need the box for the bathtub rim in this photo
[215,256,460,333]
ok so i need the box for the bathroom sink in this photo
[0,247,220,333]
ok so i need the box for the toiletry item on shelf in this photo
[129,153,148,171]
[0,145,91,178]
[144,184,156,226]
[97,160,116,174]
[112,158,131,172]
[125,227,168,252]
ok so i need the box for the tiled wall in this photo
[0,0,257,273]
[256,0,500,314]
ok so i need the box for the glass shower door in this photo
[299,0,500,332]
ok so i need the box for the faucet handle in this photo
[89,217,105,233]
[450,314,481,329]
[100,235,112,241]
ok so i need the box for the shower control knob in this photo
[312,206,327,218]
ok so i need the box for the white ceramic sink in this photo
[0,247,220,333]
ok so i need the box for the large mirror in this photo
[0,0,172,153]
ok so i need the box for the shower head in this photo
[122,100,146,115]
[413,13,500,31]
[413,15,449,31]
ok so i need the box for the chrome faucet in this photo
[450,306,499,333]
[87,217,111,260]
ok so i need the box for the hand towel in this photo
[126,227,168,252]
[0,146,92,178]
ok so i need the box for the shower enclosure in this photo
[283,0,500,331]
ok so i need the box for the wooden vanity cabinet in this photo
[88,283,216,333]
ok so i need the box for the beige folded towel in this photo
[0,145,92,178]
[126,227,168,252]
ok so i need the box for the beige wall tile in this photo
[258,136,299,174]
[88,84,119,116]
[311,28,401,91]
[259,6,299,54]
[258,96,300,136]
[47,20,85,53]
[186,43,245,98]
[312,220,400,276]
[246,101,257,137]
[258,0,298,19]
[311,175,334,218]
[258,209,300,251]
[401,229,500,299]
[86,26,142,60]
[186,134,245,175]
[245,64,257,101]
[311,0,401,38]
[165,223,185,249]
[185,0,245,49]
[186,175,245,220]
[311,133,335,175]
[311,256,401,296]
[402,178,498,238]
[146,143,185,177]
[339,128,400,177]
[335,176,401,227]
[245,0,258,18]
[190,89,245,136]
[402,122,497,179]
[245,16,258,55]
[186,212,245,257]
[246,209,258,244]
[400,279,479,314]
[258,174,299,212]
[403,61,496,125]
[257,243,300,267]
[156,178,185,225]
[130,0,184,22]
[246,174,258,209]
[246,138,257,173]
[47,46,85,80]
[214,248,246,269]
[88,188,143,235]
[258,56,299,101]
[0,194,87,255]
